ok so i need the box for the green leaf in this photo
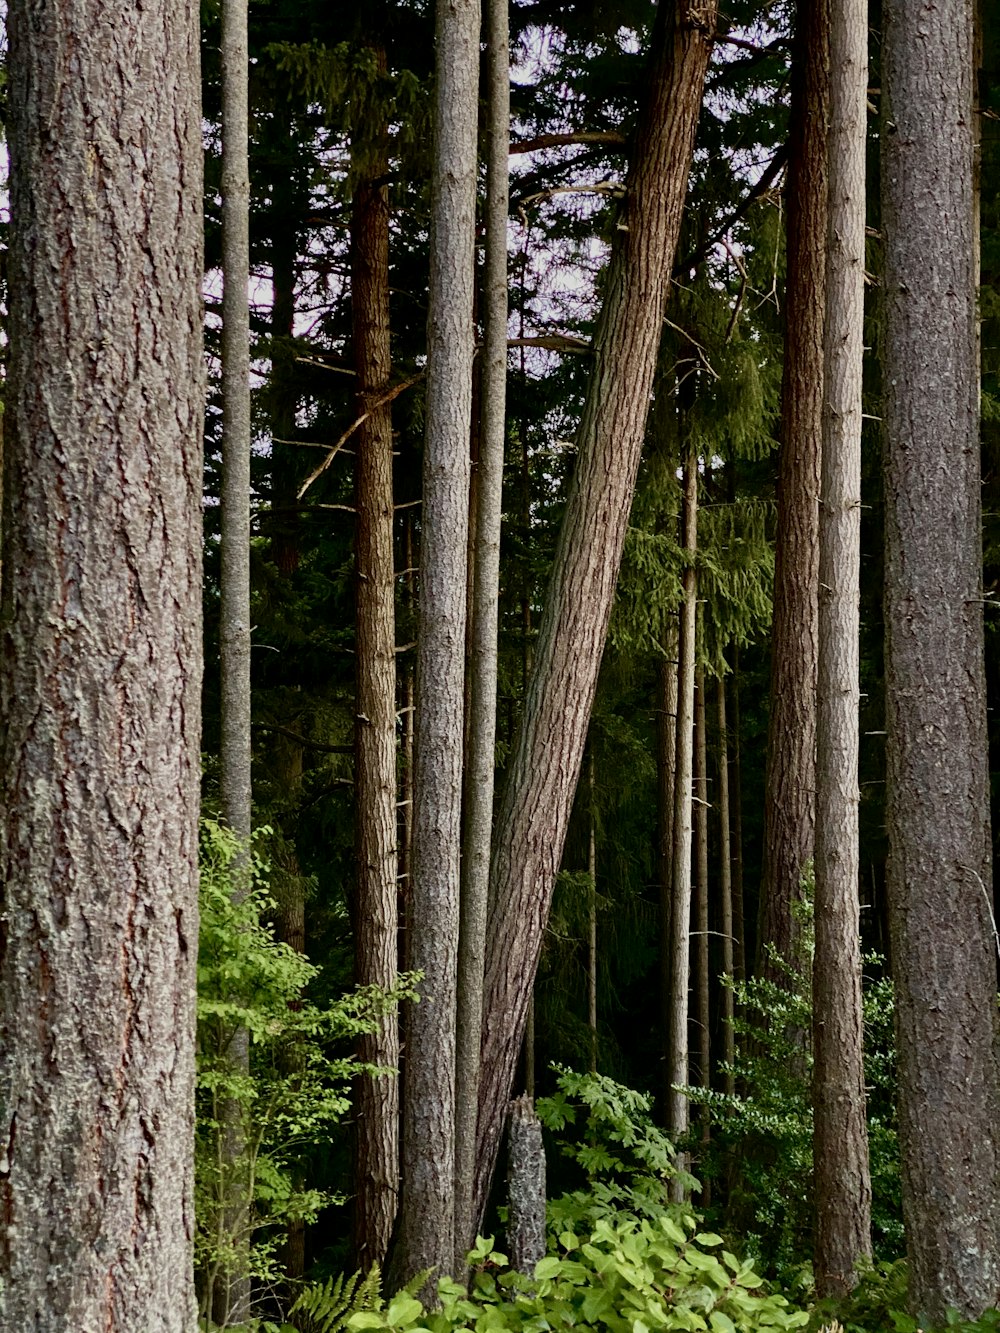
[386,1295,424,1326]
[533,1257,562,1280]
[348,1313,387,1330]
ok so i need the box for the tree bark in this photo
[216,0,253,1315]
[475,0,718,1224]
[506,1096,546,1275]
[812,0,872,1295]
[716,676,735,1096]
[0,0,204,1324]
[728,647,747,983]
[882,0,1000,1318]
[587,750,599,1075]
[454,0,510,1268]
[693,662,710,1150]
[759,0,828,979]
[667,440,699,1196]
[351,70,400,1275]
[658,619,679,1113]
[396,0,480,1289]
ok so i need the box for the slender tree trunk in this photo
[658,619,679,1114]
[351,73,400,1275]
[475,0,718,1223]
[759,0,828,979]
[396,0,480,1289]
[216,0,253,1316]
[716,676,735,1096]
[693,662,710,1139]
[587,750,599,1074]
[728,647,746,983]
[882,0,1000,1318]
[454,0,510,1267]
[813,0,871,1294]
[0,0,203,1323]
[667,440,698,1195]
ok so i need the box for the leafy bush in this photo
[196,820,417,1322]
[288,1225,807,1333]
[536,1066,698,1230]
[685,884,902,1278]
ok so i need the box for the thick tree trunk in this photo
[813,0,872,1295]
[351,87,400,1275]
[882,0,1000,1318]
[454,0,510,1267]
[0,0,203,1325]
[396,0,480,1289]
[759,0,828,978]
[667,441,699,1195]
[475,0,718,1223]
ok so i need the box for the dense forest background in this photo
[6,0,1000,1330]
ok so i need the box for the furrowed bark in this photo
[0,0,204,1325]
[475,0,718,1224]
[882,0,1000,1316]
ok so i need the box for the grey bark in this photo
[351,76,400,1275]
[812,0,872,1295]
[728,646,746,984]
[759,0,828,978]
[667,440,698,1195]
[397,0,480,1289]
[882,0,1000,1318]
[475,0,718,1224]
[216,0,253,1316]
[455,0,510,1268]
[0,0,204,1326]
[506,1096,546,1275]
[219,0,252,845]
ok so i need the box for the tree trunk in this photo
[693,662,710,1153]
[216,0,253,1315]
[0,0,203,1324]
[454,0,510,1268]
[396,0,480,1290]
[587,750,599,1075]
[658,619,679,1113]
[716,676,735,1097]
[351,76,400,1275]
[813,0,871,1295]
[506,1096,546,1275]
[667,439,698,1196]
[475,0,718,1224]
[882,0,1000,1318]
[728,647,746,983]
[759,0,828,979]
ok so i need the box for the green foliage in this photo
[289,1267,385,1333]
[685,905,902,1279]
[536,1067,697,1230]
[195,821,418,1309]
[298,1225,806,1333]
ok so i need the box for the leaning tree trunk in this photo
[758,0,829,979]
[882,0,1000,1319]
[0,0,204,1326]
[475,0,718,1225]
[350,74,400,1275]
[812,0,871,1295]
[395,0,480,1291]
